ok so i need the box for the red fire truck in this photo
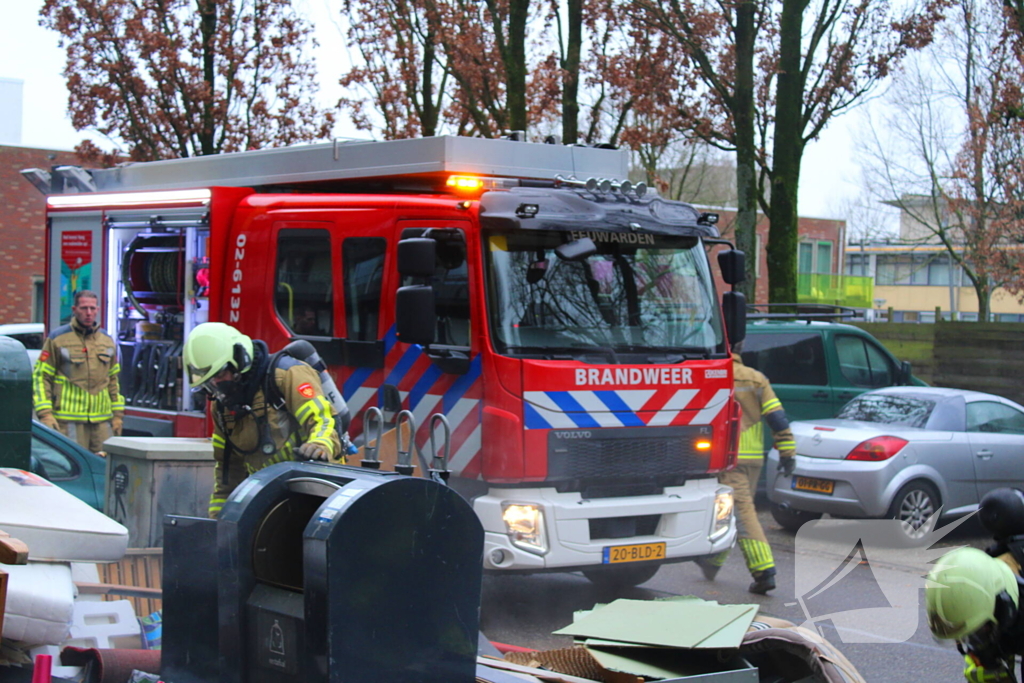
[25,136,746,587]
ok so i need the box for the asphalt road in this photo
[480,507,993,682]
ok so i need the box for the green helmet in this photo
[926,547,1019,641]
[183,322,254,387]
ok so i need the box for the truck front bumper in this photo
[475,478,736,571]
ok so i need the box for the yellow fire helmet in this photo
[926,547,1019,641]
[183,322,254,388]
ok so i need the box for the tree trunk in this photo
[561,0,582,144]
[506,0,531,133]
[421,28,439,137]
[197,0,217,157]
[733,0,758,300]
[767,0,808,304]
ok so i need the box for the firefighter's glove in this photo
[38,412,59,431]
[778,456,796,478]
[111,413,124,437]
[297,441,329,461]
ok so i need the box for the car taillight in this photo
[845,436,908,461]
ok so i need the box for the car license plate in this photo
[793,476,834,495]
[602,542,666,564]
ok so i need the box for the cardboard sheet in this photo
[553,598,758,649]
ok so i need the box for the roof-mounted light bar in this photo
[47,188,212,209]
[554,174,647,198]
[444,175,519,194]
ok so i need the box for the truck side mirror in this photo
[398,238,436,278]
[722,291,747,346]
[396,285,436,346]
[718,249,746,285]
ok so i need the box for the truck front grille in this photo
[547,425,710,496]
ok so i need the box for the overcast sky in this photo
[0,0,868,223]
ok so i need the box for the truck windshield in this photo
[485,231,724,360]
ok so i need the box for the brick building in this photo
[0,145,79,323]
[707,208,854,306]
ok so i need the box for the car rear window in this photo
[836,394,935,427]
[741,332,827,386]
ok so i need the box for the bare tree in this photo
[861,0,1024,320]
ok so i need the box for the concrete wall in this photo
[852,322,1024,405]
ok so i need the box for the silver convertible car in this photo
[766,386,1024,539]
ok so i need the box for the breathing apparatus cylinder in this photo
[279,340,352,434]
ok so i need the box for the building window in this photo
[32,277,44,323]
[875,253,954,286]
[845,254,870,277]
[800,241,834,274]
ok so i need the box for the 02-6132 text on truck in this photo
[24,136,746,588]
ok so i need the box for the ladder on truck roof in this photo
[27,136,631,195]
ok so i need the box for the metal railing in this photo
[796,273,874,309]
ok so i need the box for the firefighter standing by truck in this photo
[33,290,125,453]
[696,340,797,594]
[183,322,341,517]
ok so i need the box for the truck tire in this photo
[770,503,822,532]
[582,564,660,591]
[887,481,940,541]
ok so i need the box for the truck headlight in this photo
[710,488,734,542]
[501,503,548,555]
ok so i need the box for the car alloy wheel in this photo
[891,483,938,540]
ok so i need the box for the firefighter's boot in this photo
[749,567,777,595]
[695,554,726,581]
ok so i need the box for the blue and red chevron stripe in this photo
[341,327,484,478]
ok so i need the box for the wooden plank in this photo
[98,548,163,616]
[76,582,163,599]
[0,531,28,566]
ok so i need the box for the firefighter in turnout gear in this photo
[927,546,1024,683]
[33,290,124,453]
[695,341,796,594]
[184,322,341,517]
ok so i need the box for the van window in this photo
[342,238,386,341]
[276,229,333,336]
[836,335,893,387]
[967,401,1024,434]
[741,333,827,386]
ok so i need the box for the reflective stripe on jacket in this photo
[733,354,796,459]
[33,319,124,422]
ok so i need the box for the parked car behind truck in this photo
[741,320,924,422]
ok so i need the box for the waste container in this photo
[164,461,484,683]
[0,336,32,470]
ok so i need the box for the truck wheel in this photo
[582,564,660,591]
[887,481,940,541]
[770,503,822,532]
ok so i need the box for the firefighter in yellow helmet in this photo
[184,322,341,517]
[695,340,796,594]
[927,546,1024,683]
[33,290,125,453]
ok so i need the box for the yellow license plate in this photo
[793,476,834,495]
[603,542,666,564]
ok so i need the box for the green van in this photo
[740,320,924,422]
